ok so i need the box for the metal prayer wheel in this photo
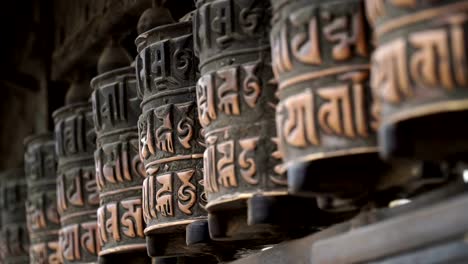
[24,134,61,264]
[193,0,321,242]
[270,0,385,209]
[91,65,149,261]
[135,21,208,256]
[366,0,468,161]
[0,168,30,264]
[53,103,100,264]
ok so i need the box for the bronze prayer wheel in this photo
[270,0,384,210]
[0,168,30,264]
[91,66,149,261]
[53,103,100,264]
[135,21,208,256]
[366,0,468,161]
[193,0,322,242]
[24,134,61,264]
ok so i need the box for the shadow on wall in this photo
[0,81,45,170]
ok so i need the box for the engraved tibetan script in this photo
[372,17,468,104]
[196,62,264,127]
[277,71,372,149]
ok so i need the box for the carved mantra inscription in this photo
[54,104,99,263]
[24,135,61,264]
[95,138,145,192]
[270,0,377,165]
[57,167,99,216]
[58,222,100,262]
[203,131,286,194]
[270,0,369,89]
[91,68,140,134]
[138,101,206,226]
[193,0,270,63]
[54,108,96,160]
[371,13,468,115]
[137,33,196,98]
[136,21,207,232]
[26,193,60,232]
[97,199,145,244]
[196,61,263,126]
[1,225,29,260]
[139,101,204,175]
[30,242,61,264]
[277,71,376,149]
[142,169,205,222]
[194,0,285,203]
[365,0,447,29]
[91,66,148,255]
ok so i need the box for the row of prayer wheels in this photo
[1,0,467,263]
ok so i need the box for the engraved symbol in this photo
[121,199,144,238]
[175,102,195,149]
[238,137,259,185]
[81,222,100,256]
[156,173,173,217]
[217,140,237,188]
[177,170,197,215]
[290,8,322,65]
[211,1,235,47]
[155,105,174,153]
[217,67,240,115]
[105,203,120,242]
[242,62,262,108]
[173,35,194,80]
[197,74,217,127]
[239,4,263,35]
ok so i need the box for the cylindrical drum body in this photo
[0,168,30,264]
[366,0,468,160]
[135,22,207,238]
[54,103,100,263]
[193,0,286,213]
[91,66,148,258]
[24,134,61,263]
[271,0,379,201]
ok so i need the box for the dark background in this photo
[0,0,194,170]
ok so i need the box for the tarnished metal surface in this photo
[24,134,61,263]
[136,20,207,255]
[271,0,376,169]
[270,0,383,209]
[0,168,30,264]
[91,66,148,258]
[53,103,99,264]
[366,0,468,160]
[193,0,289,235]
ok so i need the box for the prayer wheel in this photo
[366,0,468,161]
[91,54,150,262]
[193,0,323,242]
[54,103,100,263]
[24,134,61,263]
[271,0,385,211]
[135,20,210,257]
[0,168,30,264]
